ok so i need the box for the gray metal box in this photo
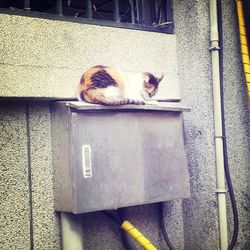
[51,101,190,214]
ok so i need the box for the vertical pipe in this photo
[114,0,120,22]
[87,0,93,19]
[23,0,30,10]
[56,0,63,16]
[61,212,84,250]
[209,1,228,250]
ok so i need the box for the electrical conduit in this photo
[103,210,157,249]
[209,0,229,249]
[121,220,157,250]
[236,0,250,100]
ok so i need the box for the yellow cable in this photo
[236,0,250,99]
[121,220,157,250]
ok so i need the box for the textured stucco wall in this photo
[0,0,249,249]
[28,102,61,249]
[222,1,250,249]
[175,0,250,249]
[0,102,61,250]
[0,13,180,100]
[0,103,31,250]
[174,1,220,249]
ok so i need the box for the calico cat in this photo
[77,65,163,105]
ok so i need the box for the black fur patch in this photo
[91,70,118,88]
[80,91,85,100]
[145,73,159,87]
[93,65,106,68]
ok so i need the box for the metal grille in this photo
[0,0,174,33]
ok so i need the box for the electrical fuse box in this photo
[51,101,190,213]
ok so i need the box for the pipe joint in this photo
[209,46,220,51]
[214,135,225,139]
[215,188,228,194]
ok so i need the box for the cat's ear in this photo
[156,73,164,82]
[143,75,150,83]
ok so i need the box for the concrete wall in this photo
[0,103,31,250]
[0,12,180,100]
[221,2,250,248]
[0,1,249,250]
[175,1,219,249]
[0,102,61,250]
[175,1,250,249]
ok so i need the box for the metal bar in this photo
[165,0,174,33]
[156,0,161,24]
[140,0,145,24]
[1,2,174,34]
[56,0,63,16]
[129,0,135,24]
[149,0,156,25]
[0,8,171,33]
[87,0,93,19]
[165,0,172,23]
[135,0,140,23]
[23,0,30,10]
[114,0,120,22]
[95,0,112,9]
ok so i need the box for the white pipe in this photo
[61,212,84,250]
[209,1,228,250]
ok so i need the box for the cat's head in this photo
[143,72,164,97]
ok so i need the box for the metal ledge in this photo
[66,101,191,112]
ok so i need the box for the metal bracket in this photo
[215,188,228,194]
[209,46,220,51]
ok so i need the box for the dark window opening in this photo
[0,0,174,33]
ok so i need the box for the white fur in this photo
[103,86,123,99]
[123,72,145,101]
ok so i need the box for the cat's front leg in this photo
[140,90,151,101]
[144,100,159,105]
[140,91,158,105]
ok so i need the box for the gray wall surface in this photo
[175,1,250,249]
[0,13,180,100]
[221,1,250,248]
[175,1,219,249]
[0,103,31,250]
[0,1,249,250]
